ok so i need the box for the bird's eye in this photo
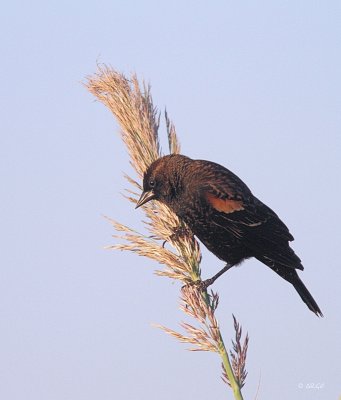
[149,179,155,188]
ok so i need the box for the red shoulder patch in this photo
[205,192,244,213]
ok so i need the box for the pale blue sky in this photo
[1,1,340,399]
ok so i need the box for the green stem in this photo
[218,332,244,400]
[191,271,244,400]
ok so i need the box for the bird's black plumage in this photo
[136,154,323,317]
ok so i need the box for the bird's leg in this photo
[200,263,234,289]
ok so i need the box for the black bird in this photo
[136,154,323,317]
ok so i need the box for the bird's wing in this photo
[200,175,272,226]
[203,185,302,269]
[201,172,291,233]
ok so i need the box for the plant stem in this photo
[218,332,244,400]
[191,271,244,400]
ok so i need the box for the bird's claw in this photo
[198,278,214,291]
[162,225,192,248]
[170,225,192,242]
[182,278,213,292]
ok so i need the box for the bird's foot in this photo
[199,277,215,290]
[162,225,193,248]
[182,277,214,292]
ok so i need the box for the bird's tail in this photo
[289,272,323,317]
[257,256,323,317]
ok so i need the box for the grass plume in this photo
[85,65,249,399]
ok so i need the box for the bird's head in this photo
[135,154,191,209]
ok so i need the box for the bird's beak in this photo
[135,190,156,209]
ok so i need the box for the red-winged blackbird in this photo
[136,154,323,317]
